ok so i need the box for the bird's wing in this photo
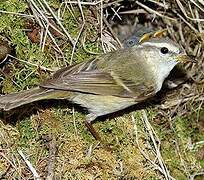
[40,55,156,100]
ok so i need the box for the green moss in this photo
[18,118,35,147]
[0,0,27,13]
[2,74,17,93]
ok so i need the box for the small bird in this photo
[0,38,193,140]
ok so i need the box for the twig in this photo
[102,17,123,48]
[141,110,173,180]
[119,9,147,15]
[60,1,100,6]
[111,7,122,20]
[131,110,174,180]
[135,1,177,21]
[41,0,75,46]
[174,12,198,33]
[29,0,66,58]
[72,108,78,137]
[70,22,85,65]
[7,55,54,72]
[29,0,65,38]
[167,117,191,178]
[100,0,104,52]
[86,144,93,158]
[0,10,34,18]
[190,0,204,13]
[190,171,204,180]
[176,0,204,22]
[147,0,169,9]
[0,152,18,172]
[131,114,165,175]
[46,135,57,180]
[161,94,204,109]
[18,150,41,180]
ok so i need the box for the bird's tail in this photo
[0,87,71,111]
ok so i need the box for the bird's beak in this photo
[176,54,196,63]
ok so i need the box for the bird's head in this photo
[139,37,194,66]
[136,37,195,91]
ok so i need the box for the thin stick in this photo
[111,7,122,20]
[173,11,198,33]
[131,114,163,173]
[42,0,75,46]
[29,0,66,57]
[190,0,204,13]
[70,22,85,65]
[60,1,100,6]
[0,10,34,18]
[29,0,65,38]
[41,23,49,52]
[46,135,57,180]
[161,94,204,109]
[18,150,41,180]
[100,0,104,52]
[0,152,18,172]
[141,110,172,180]
[176,0,204,22]
[147,0,169,9]
[72,108,78,137]
[102,17,123,48]
[7,55,54,72]
[136,1,177,21]
[190,171,204,180]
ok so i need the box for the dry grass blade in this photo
[190,0,204,13]
[176,0,204,22]
[60,1,100,6]
[0,10,34,17]
[190,171,204,180]
[140,110,173,180]
[0,152,18,173]
[28,0,66,58]
[41,0,75,46]
[135,1,176,21]
[7,55,54,72]
[147,0,169,9]
[68,0,86,64]
[131,114,164,174]
[103,17,123,49]
[161,94,204,109]
[131,111,174,180]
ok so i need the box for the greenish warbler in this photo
[0,38,193,140]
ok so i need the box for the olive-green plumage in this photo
[0,38,191,126]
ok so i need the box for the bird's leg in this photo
[85,114,113,152]
[85,114,101,141]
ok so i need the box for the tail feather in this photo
[0,87,71,111]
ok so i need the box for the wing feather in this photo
[40,54,156,100]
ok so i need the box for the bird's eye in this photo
[160,47,169,54]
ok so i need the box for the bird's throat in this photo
[154,61,178,92]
